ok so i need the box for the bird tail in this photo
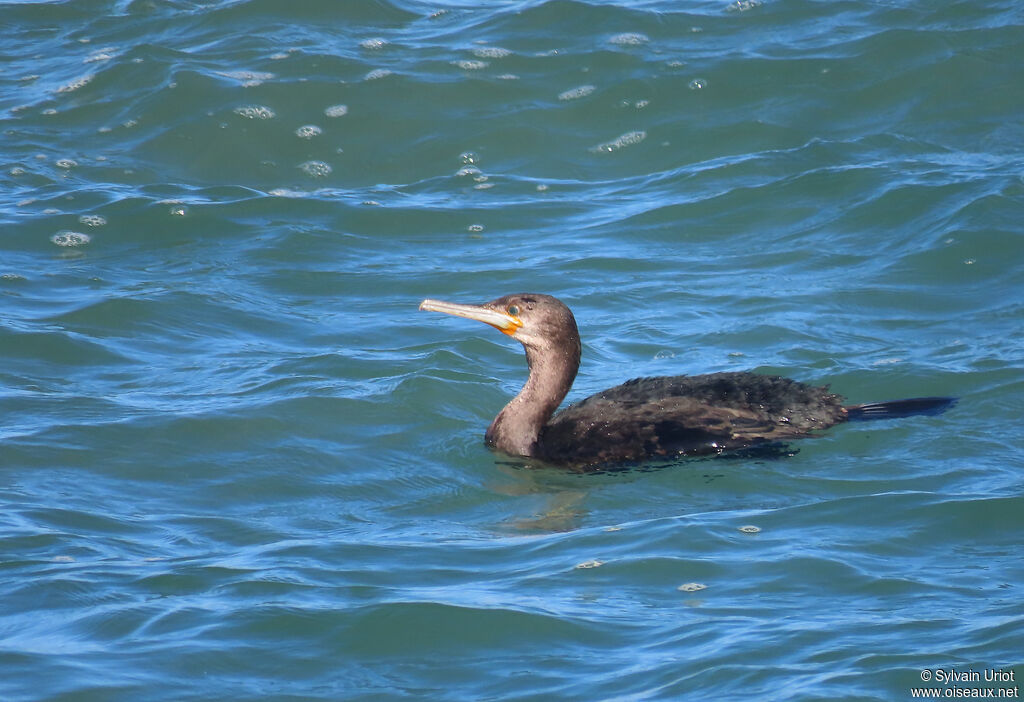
[845,396,956,421]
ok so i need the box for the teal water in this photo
[2,1,1022,700]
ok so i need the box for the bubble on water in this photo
[473,182,493,190]
[43,108,58,116]
[51,231,91,247]
[467,224,484,233]
[299,160,332,177]
[738,525,761,534]
[688,78,707,90]
[727,0,762,11]
[360,37,388,50]
[590,130,646,153]
[575,560,604,569]
[472,46,511,58]
[10,167,26,176]
[451,59,488,70]
[364,68,392,81]
[455,166,481,177]
[536,183,548,192]
[459,151,478,165]
[324,104,348,118]
[295,124,322,139]
[677,582,707,592]
[496,73,519,80]
[78,214,106,227]
[233,105,276,120]
[558,84,595,101]
[635,99,649,109]
[55,159,77,169]
[609,32,649,46]
[57,74,93,93]
[169,205,188,216]
[1,273,26,281]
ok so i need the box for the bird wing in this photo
[538,373,843,468]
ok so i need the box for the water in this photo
[2,1,1022,700]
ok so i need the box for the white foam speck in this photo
[233,105,276,120]
[79,214,106,227]
[84,47,116,63]
[590,130,646,153]
[57,74,93,93]
[609,32,649,46]
[688,78,707,90]
[360,38,388,50]
[677,582,707,592]
[324,104,348,118]
[55,159,78,169]
[451,59,488,70]
[51,231,91,247]
[299,160,332,177]
[217,70,275,87]
[727,0,763,11]
[559,84,595,101]
[364,68,392,81]
[295,124,322,139]
[472,46,511,58]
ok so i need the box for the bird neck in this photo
[486,341,580,458]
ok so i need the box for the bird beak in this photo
[419,299,523,336]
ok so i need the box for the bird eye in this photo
[507,305,520,316]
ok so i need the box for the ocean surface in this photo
[2,1,1022,700]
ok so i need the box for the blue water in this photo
[2,1,1022,700]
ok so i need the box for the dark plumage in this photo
[419,293,954,471]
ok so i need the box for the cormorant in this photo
[419,293,954,470]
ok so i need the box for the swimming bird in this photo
[419,293,954,470]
